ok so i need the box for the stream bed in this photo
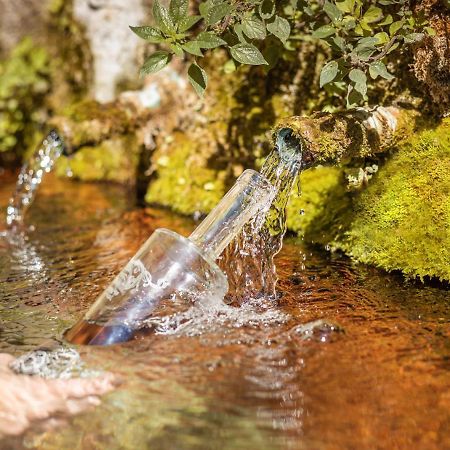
[0,173,449,450]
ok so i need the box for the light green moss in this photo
[287,166,351,244]
[288,119,450,281]
[0,38,50,156]
[145,133,227,215]
[56,136,139,184]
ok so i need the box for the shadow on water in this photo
[0,174,449,449]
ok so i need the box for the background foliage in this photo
[0,38,50,156]
[131,0,434,105]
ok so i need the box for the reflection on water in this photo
[0,174,449,449]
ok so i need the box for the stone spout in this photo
[274,106,417,169]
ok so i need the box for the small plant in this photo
[131,0,434,106]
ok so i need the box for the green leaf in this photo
[354,80,367,96]
[349,68,366,84]
[425,26,436,36]
[354,46,376,60]
[374,32,389,45]
[363,5,382,23]
[324,1,343,21]
[358,37,378,47]
[129,26,165,43]
[206,3,231,26]
[178,15,202,32]
[347,86,364,107]
[140,51,171,76]
[349,69,367,97]
[169,0,188,25]
[336,0,355,14]
[359,19,373,32]
[234,24,248,43]
[169,43,184,56]
[188,63,208,97]
[389,20,404,36]
[312,25,336,39]
[387,41,400,54]
[153,0,176,35]
[196,31,227,49]
[368,61,394,80]
[199,1,210,17]
[320,60,339,87]
[266,16,291,43]
[331,36,346,52]
[182,41,203,56]
[242,17,267,40]
[230,43,268,65]
[342,16,356,31]
[259,0,276,20]
[379,14,393,26]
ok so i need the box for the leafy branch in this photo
[130,0,434,105]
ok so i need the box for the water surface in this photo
[0,174,448,449]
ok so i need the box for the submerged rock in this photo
[9,347,101,379]
[290,320,345,343]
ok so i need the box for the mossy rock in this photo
[0,38,50,161]
[145,132,227,215]
[56,135,139,184]
[287,119,450,281]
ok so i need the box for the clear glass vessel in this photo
[66,169,276,345]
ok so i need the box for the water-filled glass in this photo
[66,169,276,345]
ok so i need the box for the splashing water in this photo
[220,128,302,304]
[6,131,65,229]
[132,128,302,338]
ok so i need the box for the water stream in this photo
[220,128,302,303]
[5,131,65,229]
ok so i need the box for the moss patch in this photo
[0,38,50,161]
[56,136,139,184]
[288,119,450,281]
[145,132,227,215]
[287,166,352,245]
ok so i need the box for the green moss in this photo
[46,0,92,108]
[145,133,227,215]
[288,119,450,281]
[287,166,352,244]
[56,135,139,184]
[0,38,50,157]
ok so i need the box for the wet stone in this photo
[9,347,101,379]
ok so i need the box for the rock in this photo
[73,0,146,103]
[287,119,450,282]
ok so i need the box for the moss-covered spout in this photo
[274,106,417,168]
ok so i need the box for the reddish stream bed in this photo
[0,173,449,449]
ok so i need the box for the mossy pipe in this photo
[274,107,418,168]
